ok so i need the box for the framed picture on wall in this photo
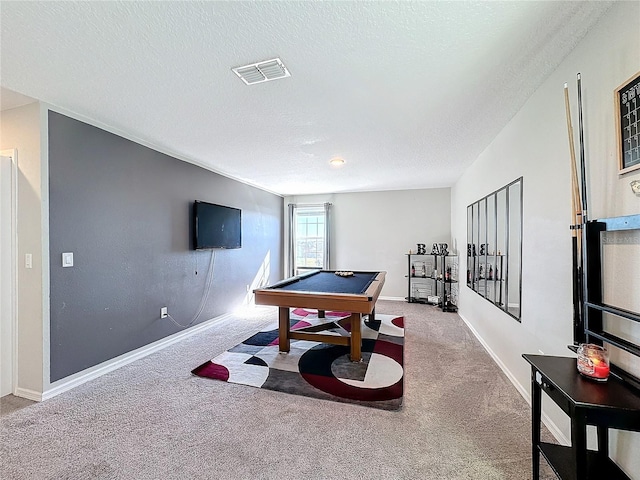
[615,71,640,174]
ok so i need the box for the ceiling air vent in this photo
[232,58,290,85]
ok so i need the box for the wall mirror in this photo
[467,177,523,321]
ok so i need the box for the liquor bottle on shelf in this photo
[411,264,415,277]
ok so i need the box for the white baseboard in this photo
[14,387,43,402]
[457,311,569,446]
[379,296,405,302]
[33,313,232,402]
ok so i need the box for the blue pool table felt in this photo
[277,271,378,295]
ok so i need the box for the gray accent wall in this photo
[48,111,283,382]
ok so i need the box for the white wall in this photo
[0,102,46,398]
[451,2,640,478]
[285,188,451,298]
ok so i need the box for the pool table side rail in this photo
[254,272,385,314]
[364,271,385,298]
[265,270,380,291]
[264,269,318,289]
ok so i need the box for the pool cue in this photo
[576,73,590,344]
[577,73,588,221]
[564,82,584,343]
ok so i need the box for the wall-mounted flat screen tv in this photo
[193,201,242,250]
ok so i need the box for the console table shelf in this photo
[540,443,629,479]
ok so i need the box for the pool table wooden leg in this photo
[278,307,290,353]
[350,313,362,362]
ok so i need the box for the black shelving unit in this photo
[406,253,458,312]
[406,254,436,304]
[437,254,458,312]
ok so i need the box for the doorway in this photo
[1,149,17,397]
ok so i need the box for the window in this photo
[288,203,331,276]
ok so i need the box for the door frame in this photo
[1,148,18,397]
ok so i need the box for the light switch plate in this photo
[25,253,32,269]
[62,252,74,267]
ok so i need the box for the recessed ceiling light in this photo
[329,157,345,166]
[232,58,291,85]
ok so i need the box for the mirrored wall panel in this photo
[467,178,523,321]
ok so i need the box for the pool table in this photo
[253,270,386,362]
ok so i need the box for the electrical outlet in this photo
[160,307,168,319]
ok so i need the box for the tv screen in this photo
[193,201,242,250]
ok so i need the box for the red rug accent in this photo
[192,311,404,410]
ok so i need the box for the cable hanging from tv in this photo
[166,250,216,329]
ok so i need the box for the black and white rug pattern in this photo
[192,309,404,410]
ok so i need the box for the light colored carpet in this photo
[0,300,556,479]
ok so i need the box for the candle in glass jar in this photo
[576,343,610,381]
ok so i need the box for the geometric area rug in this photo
[192,309,404,410]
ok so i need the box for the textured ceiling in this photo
[0,1,613,195]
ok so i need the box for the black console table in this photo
[523,354,640,480]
